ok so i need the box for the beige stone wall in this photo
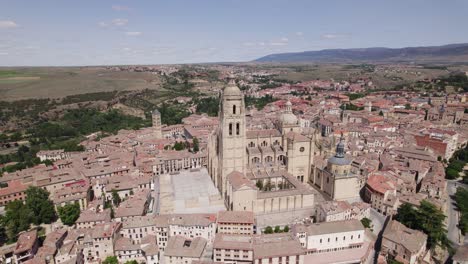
[287,140,312,183]
[247,136,282,148]
[334,177,360,201]
[255,254,304,264]
[214,248,253,263]
[218,223,254,235]
[231,187,257,211]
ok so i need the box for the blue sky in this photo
[1,0,467,66]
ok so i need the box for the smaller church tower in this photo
[152,109,163,139]
[365,101,372,112]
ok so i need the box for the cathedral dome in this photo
[328,137,351,166]
[279,112,298,125]
[279,100,298,125]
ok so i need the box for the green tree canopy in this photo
[396,201,451,249]
[361,217,372,229]
[264,226,273,234]
[173,141,186,151]
[111,189,121,207]
[274,226,281,233]
[1,200,34,242]
[102,256,118,264]
[454,188,468,235]
[25,186,56,225]
[195,97,219,116]
[192,137,200,153]
[58,203,81,226]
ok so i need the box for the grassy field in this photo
[0,67,162,101]
[274,64,450,89]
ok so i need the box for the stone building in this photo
[310,137,361,201]
[152,109,163,139]
[207,82,317,218]
[381,220,427,264]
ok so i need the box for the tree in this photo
[58,203,81,226]
[274,226,281,233]
[1,200,33,242]
[25,186,56,225]
[361,217,372,229]
[256,180,263,190]
[379,110,384,116]
[9,132,22,142]
[264,226,273,234]
[264,179,272,191]
[195,97,219,116]
[454,187,468,235]
[395,203,419,229]
[102,256,118,264]
[283,225,289,232]
[396,201,451,249]
[446,168,460,179]
[173,141,186,151]
[0,133,8,143]
[111,189,121,207]
[192,137,200,152]
[404,103,411,110]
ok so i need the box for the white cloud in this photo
[296,32,303,36]
[269,42,288,46]
[321,34,346,39]
[98,21,108,27]
[112,18,128,26]
[280,37,289,42]
[112,5,131,11]
[243,42,256,46]
[0,20,18,29]
[125,31,142,36]
[0,52,8,55]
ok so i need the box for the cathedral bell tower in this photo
[217,80,246,195]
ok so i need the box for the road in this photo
[150,174,160,215]
[446,179,466,245]
[369,208,386,236]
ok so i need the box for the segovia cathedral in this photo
[207,81,361,219]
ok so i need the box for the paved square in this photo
[159,168,226,214]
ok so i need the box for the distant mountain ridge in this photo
[254,43,468,63]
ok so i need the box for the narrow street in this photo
[446,180,465,245]
[150,174,160,215]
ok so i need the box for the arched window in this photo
[229,123,233,135]
[236,123,240,135]
[233,105,236,114]
[248,142,255,148]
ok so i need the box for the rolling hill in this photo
[254,43,468,63]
